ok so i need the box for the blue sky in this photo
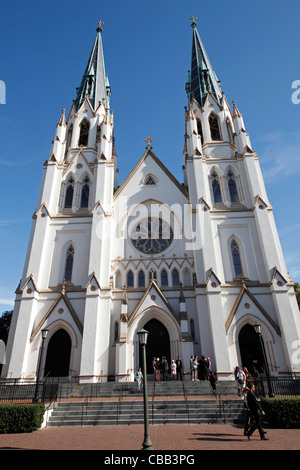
[0,0,299,313]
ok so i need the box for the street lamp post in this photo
[137,328,153,450]
[253,324,274,397]
[32,328,49,403]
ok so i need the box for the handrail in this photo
[117,383,124,426]
[182,380,190,424]
[214,381,225,423]
[81,384,92,426]
[152,381,155,424]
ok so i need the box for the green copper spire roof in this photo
[74,22,111,112]
[186,17,222,107]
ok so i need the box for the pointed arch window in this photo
[226,120,234,144]
[231,239,243,277]
[96,125,101,144]
[127,270,134,288]
[209,113,222,141]
[172,268,180,286]
[64,177,75,208]
[138,270,145,288]
[161,269,168,287]
[78,119,90,147]
[80,177,90,208]
[211,171,222,204]
[227,171,239,203]
[197,119,203,142]
[66,124,73,151]
[64,244,74,282]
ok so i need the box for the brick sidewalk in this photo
[0,424,299,451]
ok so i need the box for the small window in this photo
[144,174,157,185]
[231,240,243,277]
[80,177,90,208]
[227,171,239,203]
[138,270,145,287]
[64,177,75,208]
[78,119,90,146]
[161,269,168,287]
[209,114,222,141]
[172,268,180,286]
[211,172,222,204]
[64,245,74,282]
[127,270,134,287]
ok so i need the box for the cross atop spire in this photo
[189,16,197,27]
[97,20,104,32]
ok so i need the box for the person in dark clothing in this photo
[244,385,268,440]
[161,356,169,381]
[175,356,183,380]
[198,355,207,380]
[209,371,217,396]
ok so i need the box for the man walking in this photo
[244,385,268,440]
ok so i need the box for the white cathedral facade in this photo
[2,20,300,383]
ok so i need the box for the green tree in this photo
[0,310,13,344]
[294,282,300,309]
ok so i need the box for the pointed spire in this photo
[186,17,222,107]
[74,21,111,112]
[56,108,66,127]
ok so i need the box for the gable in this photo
[114,148,189,204]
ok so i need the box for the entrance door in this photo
[238,324,265,373]
[140,319,171,376]
[44,329,71,378]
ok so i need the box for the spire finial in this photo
[189,16,197,28]
[97,20,104,32]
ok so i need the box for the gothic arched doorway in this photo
[140,319,171,377]
[238,324,265,373]
[44,329,71,378]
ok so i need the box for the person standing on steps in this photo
[161,356,169,381]
[175,356,183,381]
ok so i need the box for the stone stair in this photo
[57,379,238,400]
[46,380,244,427]
[47,398,244,427]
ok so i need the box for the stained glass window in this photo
[80,177,90,208]
[161,269,168,287]
[227,171,239,203]
[231,240,243,277]
[64,178,74,208]
[64,245,74,282]
[131,218,173,255]
[211,172,222,204]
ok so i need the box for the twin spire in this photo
[74,21,111,112]
[186,16,222,107]
[73,18,222,113]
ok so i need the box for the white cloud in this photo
[258,130,300,185]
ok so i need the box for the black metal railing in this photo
[0,375,299,404]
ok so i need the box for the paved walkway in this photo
[0,424,299,451]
